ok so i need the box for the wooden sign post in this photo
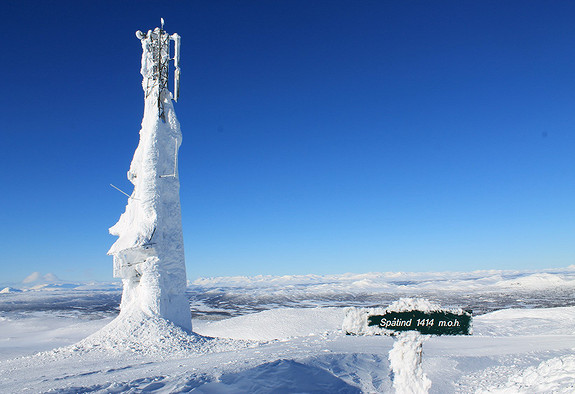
[343,298,472,393]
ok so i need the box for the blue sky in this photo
[2,1,575,283]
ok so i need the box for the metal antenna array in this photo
[136,19,181,121]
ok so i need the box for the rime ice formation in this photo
[108,25,192,332]
[388,332,431,394]
[342,298,467,336]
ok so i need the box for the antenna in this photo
[171,33,181,102]
[136,20,181,120]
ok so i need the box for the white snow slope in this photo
[1,269,574,393]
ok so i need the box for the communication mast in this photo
[136,18,181,121]
[108,20,191,332]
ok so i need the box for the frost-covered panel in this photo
[342,298,470,336]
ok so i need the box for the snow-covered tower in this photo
[108,20,191,332]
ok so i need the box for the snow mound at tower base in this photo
[47,311,255,358]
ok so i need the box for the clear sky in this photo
[2,0,575,283]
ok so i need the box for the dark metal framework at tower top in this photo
[137,19,181,121]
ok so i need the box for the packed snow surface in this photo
[1,267,574,392]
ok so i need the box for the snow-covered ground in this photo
[1,267,574,392]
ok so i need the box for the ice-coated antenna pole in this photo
[136,19,181,120]
[109,18,192,334]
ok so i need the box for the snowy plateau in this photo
[1,268,575,393]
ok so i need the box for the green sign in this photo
[368,310,472,335]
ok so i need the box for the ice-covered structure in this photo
[108,22,191,332]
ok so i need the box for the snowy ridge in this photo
[0,287,22,294]
[474,306,575,336]
[3,267,575,321]
[3,266,574,293]
[495,272,571,288]
[194,307,346,341]
[188,268,575,317]
[192,267,575,293]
